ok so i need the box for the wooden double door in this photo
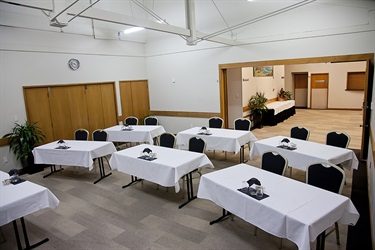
[24,82,118,143]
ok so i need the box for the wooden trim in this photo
[150,110,220,118]
[22,81,116,89]
[0,138,9,147]
[266,97,278,104]
[327,108,362,111]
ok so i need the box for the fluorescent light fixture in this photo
[123,27,145,34]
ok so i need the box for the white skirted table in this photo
[250,135,359,171]
[0,171,59,249]
[197,164,359,250]
[176,127,257,163]
[110,144,214,208]
[33,140,117,183]
[104,125,166,145]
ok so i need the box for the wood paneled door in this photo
[119,80,150,122]
[311,73,329,109]
[293,73,308,108]
[24,82,118,143]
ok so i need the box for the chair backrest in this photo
[144,116,158,125]
[306,162,345,194]
[326,131,350,148]
[92,129,108,141]
[124,116,138,126]
[209,117,224,129]
[261,151,288,176]
[159,132,176,148]
[290,126,310,140]
[74,129,89,141]
[188,137,206,153]
[234,118,251,131]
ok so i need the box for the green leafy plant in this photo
[248,92,268,116]
[2,121,45,164]
[278,88,293,100]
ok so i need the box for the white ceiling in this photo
[1,0,374,45]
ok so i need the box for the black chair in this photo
[306,162,345,246]
[290,126,310,141]
[326,131,350,148]
[159,132,176,148]
[92,129,108,141]
[144,116,158,125]
[188,137,206,153]
[124,116,138,126]
[209,117,224,129]
[255,151,287,247]
[92,129,110,169]
[234,118,251,131]
[74,129,89,140]
[261,151,288,176]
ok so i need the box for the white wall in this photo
[285,62,366,109]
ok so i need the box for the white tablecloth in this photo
[197,164,359,250]
[176,127,257,154]
[0,171,59,226]
[105,125,166,144]
[33,140,117,170]
[250,135,359,171]
[109,144,214,192]
[266,100,295,115]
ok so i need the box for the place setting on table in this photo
[176,126,258,163]
[109,144,214,208]
[197,163,359,250]
[32,139,117,184]
[250,135,359,172]
[104,124,166,145]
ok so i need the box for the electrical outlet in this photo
[3,156,8,163]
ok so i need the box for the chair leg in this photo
[279,238,283,249]
[334,222,340,245]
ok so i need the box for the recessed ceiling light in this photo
[123,27,145,34]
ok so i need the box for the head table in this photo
[198,164,359,250]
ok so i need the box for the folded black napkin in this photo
[143,148,152,154]
[11,178,26,185]
[138,155,157,161]
[237,187,269,200]
[197,132,212,135]
[276,145,297,150]
[55,145,70,149]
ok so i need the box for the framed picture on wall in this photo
[253,66,274,77]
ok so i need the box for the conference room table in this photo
[104,125,166,145]
[0,171,59,249]
[197,164,359,250]
[250,135,359,172]
[109,144,214,208]
[33,140,117,184]
[176,127,258,163]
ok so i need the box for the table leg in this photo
[122,175,143,188]
[316,230,326,250]
[94,157,112,184]
[240,145,244,163]
[43,165,63,178]
[179,171,197,209]
[209,209,232,225]
[12,217,49,250]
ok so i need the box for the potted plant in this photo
[2,121,45,173]
[277,88,293,101]
[248,92,268,128]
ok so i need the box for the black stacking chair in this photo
[124,116,138,126]
[234,118,251,131]
[144,116,158,125]
[159,132,176,148]
[209,117,224,129]
[261,151,288,176]
[326,131,350,148]
[255,151,288,247]
[92,129,108,141]
[306,162,345,246]
[290,126,310,141]
[74,129,89,140]
[188,137,206,153]
[92,129,110,168]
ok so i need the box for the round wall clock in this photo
[68,58,80,70]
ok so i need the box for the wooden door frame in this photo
[310,73,329,109]
[219,53,374,160]
[293,72,308,108]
